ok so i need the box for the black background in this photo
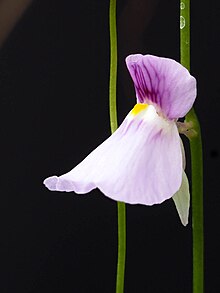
[1,0,219,292]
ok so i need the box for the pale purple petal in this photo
[126,54,197,119]
[44,105,183,205]
[172,171,190,226]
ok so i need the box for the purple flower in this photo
[44,54,196,226]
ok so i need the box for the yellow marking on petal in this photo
[131,103,149,116]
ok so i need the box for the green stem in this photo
[116,202,126,293]
[109,0,126,292]
[186,110,204,293]
[180,0,190,70]
[109,0,118,134]
[180,1,204,293]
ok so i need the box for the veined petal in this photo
[126,54,197,119]
[44,104,183,205]
[172,171,190,226]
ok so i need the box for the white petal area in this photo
[44,106,183,205]
[172,171,190,226]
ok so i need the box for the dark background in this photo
[1,0,219,292]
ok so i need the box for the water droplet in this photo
[180,2,185,9]
[180,16,185,29]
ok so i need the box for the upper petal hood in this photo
[44,104,183,205]
[126,54,197,120]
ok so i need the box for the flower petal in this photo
[126,54,197,119]
[44,105,183,205]
[172,171,190,226]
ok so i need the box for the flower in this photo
[44,54,196,226]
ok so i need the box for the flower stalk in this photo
[109,0,118,134]
[109,0,126,292]
[180,1,204,292]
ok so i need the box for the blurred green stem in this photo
[109,0,126,292]
[109,0,118,134]
[180,1,204,292]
